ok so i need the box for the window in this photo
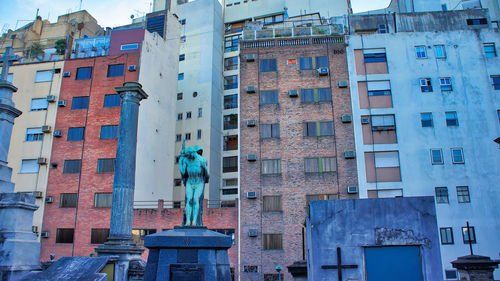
[107,64,124,77]
[180,36,186,43]
[186,112,192,119]
[56,228,74,243]
[434,45,446,59]
[378,24,387,33]
[440,78,452,91]
[97,158,115,173]
[435,187,449,203]
[174,178,182,186]
[223,156,238,173]
[63,159,81,173]
[100,125,118,139]
[20,159,39,173]
[466,18,487,25]
[132,229,157,246]
[76,67,92,80]
[457,186,470,203]
[445,112,458,126]
[440,227,454,244]
[224,57,238,71]
[299,57,312,70]
[198,108,202,118]
[176,134,182,142]
[67,127,85,141]
[491,75,500,90]
[260,90,278,105]
[451,148,464,164]
[484,43,497,57]
[263,234,282,250]
[421,113,433,127]
[462,226,476,244]
[224,35,241,52]
[30,98,48,111]
[120,43,139,50]
[25,127,44,141]
[178,73,184,80]
[104,94,121,107]
[72,96,89,110]
[301,88,331,102]
[371,115,395,130]
[222,188,237,195]
[420,78,433,92]
[364,51,387,63]
[223,114,238,130]
[263,196,282,212]
[315,56,328,68]
[94,193,112,208]
[367,81,391,96]
[179,18,186,24]
[176,92,183,100]
[185,133,191,140]
[224,75,238,90]
[177,113,183,120]
[224,95,238,109]
[91,229,109,244]
[430,149,444,165]
[59,193,78,208]
[35,70,53,82]
[304,121,334,136]
[445,270,458,280]
[261,124,280,139]
[261,159,281,175]
[304,157,336,173]
[197,129,202,139]
[212,229,235,244]
[260,59,277,72]
[223,135,238,151]
[179,54,185,61]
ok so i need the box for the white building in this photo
[346,10,500,279]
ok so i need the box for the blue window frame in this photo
[260,90,278,105]
[260,59,277,72]
[120,43,139,50]
[104,94,121,107]
[100,125,119,139]
[67,127,85,141]
[72,96,89,110]
[107,64,124,77]
[76,67,92,80]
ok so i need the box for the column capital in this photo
[0,81,18,93]
[115,82,148,101]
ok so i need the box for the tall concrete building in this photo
[345,9,500,279]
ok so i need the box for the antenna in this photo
[79,0,83,10]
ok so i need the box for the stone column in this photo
[95,82,148,281]
[451,255,499,281]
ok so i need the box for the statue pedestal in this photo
[144,226,232,281]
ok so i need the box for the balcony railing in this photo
[133,199,237,209]
[242,25,343,41]
[71,36,110,59]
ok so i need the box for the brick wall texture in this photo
[239,37,358,281]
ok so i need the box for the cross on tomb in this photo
[1,47,19,82]
[321,247,358,280]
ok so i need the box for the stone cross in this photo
[1,47,19,82]
[321,247,358,280]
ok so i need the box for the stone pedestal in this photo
[451,255,500,281]
[144,227,232,281]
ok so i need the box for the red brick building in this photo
[238,35,358,281]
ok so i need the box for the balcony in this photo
[71,36,110,59]
[242,25,343,41]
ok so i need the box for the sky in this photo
[0,0,391,32]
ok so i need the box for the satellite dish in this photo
[130,14,135,19]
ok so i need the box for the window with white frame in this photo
[415,46,427,58]
[430,149,443,164]
[440,78,452,91]
[25,127,44,141]
[451,148,464,164]
[433,45,446,59]
[304,157,336,173]
[261,159,281,175]
[367,81,391,96]
[20,159,39,173]
[445,112,458,126]
[371,115,395,131]
[456,186,470,203]
[35,70,54,82]
[435,187,449,203]
[420,78,433,92]
[30,98,48,111]
[420,113,433,127]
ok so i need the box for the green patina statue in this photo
[179,140,209,226]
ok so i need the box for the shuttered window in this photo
[59,193,78,208]
[263,234,282,250]
[97,158,115,173]
[63,160,81,173]
[263,196,282,212]
[94,193,113,208]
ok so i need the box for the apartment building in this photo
[346,9,500,279]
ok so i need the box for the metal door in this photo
[365,246,423,281]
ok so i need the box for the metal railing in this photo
[133,199,237,209]
[242,25,343,41]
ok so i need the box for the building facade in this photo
[346,10,500,279]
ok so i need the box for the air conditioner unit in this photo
[317,67,329,76]
[245,54,256,62]
[248,229,258,237]
[288,90,299,98]
[37,157,47,165]
[46,95,56,102]
[32,226,39,233]
[128,65,137,71]
[247,154,257,161]
[340,114,352,123]
[63,72,71,77]
[337,80,348,88]
[246,191,257,199]
[53,131,63,137]
[361,117,370,124]
[45,196,54,203]
[343,150,356,159]
[347,186,358,194]
[246,120,256,127]
[41,125,51,133]
[245,86,256,93]
[40,231,50,238]
[58,100,67,107]
[33,191,43,198]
